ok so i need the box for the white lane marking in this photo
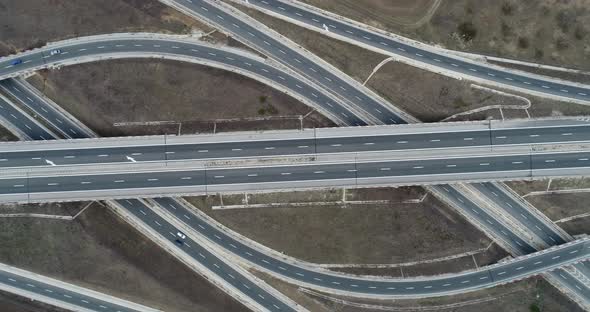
[542,85,550,89]
[480,163,490,166]
[504,77,513,81]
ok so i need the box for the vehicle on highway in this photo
[175,231,187,245]
[10,59,22,65]
[49,49,61,56]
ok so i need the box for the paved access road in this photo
[145,197,590,297]
[0,119,589,168]
[120,199,295,312]
[2,150,590,198]
[240,0,590,102]
[0,36,363,125]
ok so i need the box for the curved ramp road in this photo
[0,35,363,125]
[0,119,589,169]
[133,198,590,298]
[237,0,590,102]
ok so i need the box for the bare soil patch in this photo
[0,125,17,141]
[27,60,333,137]
[300,0,437,27]
[527,193,590,222]
[186,189,492,264]
[0,201,88,216]
[0,202,248,312]
[299,0,590,71]
[0,0,208,57]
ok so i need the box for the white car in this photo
[49,49,61,56]
[175,231,187,246]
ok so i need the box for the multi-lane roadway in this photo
[2,148,590,203]
[0,118,589,168]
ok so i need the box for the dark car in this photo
[10,59,23,66]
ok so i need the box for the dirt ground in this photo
[0,290,68,312]
[0,0,210,56]
[186,187,494,265]
[300,0,437,27]
[0,125,17,141]
[0,202,248,312]
[255,270,583,312]
[27,59,333,137]
[299,0,590,71]
[0,201,89,216]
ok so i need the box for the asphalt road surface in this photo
[0,121,589,168]
[2,150,590,196]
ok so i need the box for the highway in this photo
[141,197,590,298]
[0,11,588,304]
[2,149,590,202]
[235,0,590,102]
[0,35,363,126]
[0,118,589,168]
